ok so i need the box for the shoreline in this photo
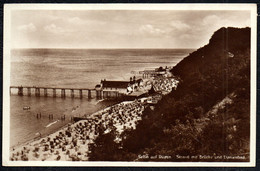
[10,99,147,161]
[10,121,72,151]
[10,69,179,161]
[10,98,120,151]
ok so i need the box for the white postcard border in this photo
[2,3,257,167]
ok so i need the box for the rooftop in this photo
[101,80,130,89]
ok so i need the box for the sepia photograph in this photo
[2,4,257,167]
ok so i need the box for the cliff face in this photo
[89,27,251,162]
[169,27,250,111]
[171,27,250,81]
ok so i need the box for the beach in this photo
[9,48,187,161]
[10,100,146,161]
[10,75,179,161]
[10,48,191,149]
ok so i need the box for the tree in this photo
[88,125,119,161]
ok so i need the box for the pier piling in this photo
[96,90,98,98]
[49,114,53,120]
[36,113,42,119]
[53,89,56,98]
[44,88,48,97]
[96,90,102,99]
[27,87,31,96]
[18,87,23,96]
[35,88,40,97]
[88,90,91,99]
[79,90,83,99]
[71,89,74,98]
[61,89,66,98]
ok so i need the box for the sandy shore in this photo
[10,75,178,161]
[10,100,146,161]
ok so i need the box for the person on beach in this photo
[11,98,151,161]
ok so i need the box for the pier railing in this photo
[10,86,122,99]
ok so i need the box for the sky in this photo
[11,10,251,49]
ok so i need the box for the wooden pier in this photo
[10,86,104,99]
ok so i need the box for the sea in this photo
[10,48,193,148]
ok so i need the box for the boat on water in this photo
[23,106,30,110]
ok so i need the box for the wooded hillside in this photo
[89,27,251,162]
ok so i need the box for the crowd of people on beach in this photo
[152,76,179,94]
[10,74,179,161]
[10,100,146,161]
[102,101,145,139]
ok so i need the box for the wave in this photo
[96,99,105,105]
[45,120,59,128]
